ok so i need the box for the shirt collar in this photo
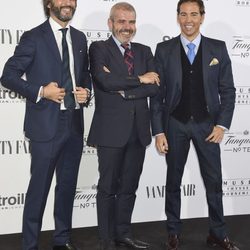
[112,35,131,49]
[49,17,70,33]
[180,33,201,50]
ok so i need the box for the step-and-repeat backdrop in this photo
[0,0,249,234]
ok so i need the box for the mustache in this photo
[119,29,134,34]
[60,6,75,12]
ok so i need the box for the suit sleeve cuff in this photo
[216,125,228,131]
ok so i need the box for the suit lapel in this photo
[107,37,129,74]
[131,43,140,76]
[171,36,182,90]
[71,27,80,85]
[201,36,214,89]
[41,20,61,64]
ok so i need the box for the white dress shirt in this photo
[37,17,79,109]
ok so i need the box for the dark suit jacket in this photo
[87,37,158,147]
[151,35,235,135]
[1,20,91,141]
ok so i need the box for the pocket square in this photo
[209,58,219,66]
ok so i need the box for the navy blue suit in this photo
[151,35,235,239]
[1,20,91,250]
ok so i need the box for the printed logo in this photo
[0,87,25,104]
[231,36,250,59]
[0,29,25,45]
[0,140,30,155]
[162,35,175,42]
[0,193,25,210]
[223,130,250,153]
[81,29,111,47]
[146,184,196,199]
[235,86,250,105]
[74,185,97,209]
[235,0,250,6]
[223,178,250,196]
[83,135,97,155]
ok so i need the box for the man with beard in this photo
[87,2,159,250]
[1,0,91,249]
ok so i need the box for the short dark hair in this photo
[177,0,205,15]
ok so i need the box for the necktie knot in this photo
[121,43,129,50]
[187,42,196,64]
[60,28,68,38]
[187,42,195,51]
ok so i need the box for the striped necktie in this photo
[121,43,134,75]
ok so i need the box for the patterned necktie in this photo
[187,42,196,64]
[60,28,75,109]
[121,43,134,75]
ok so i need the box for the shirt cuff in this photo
[36,86,43,103]
[155,133,165,137]
[216,125,228,131]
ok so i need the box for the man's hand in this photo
[155,133,168,154]
[43,82,65,103]
[138,72,160,85]
[73,87,89,103]
[205,126,225,143]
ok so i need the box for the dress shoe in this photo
[99,240,117,250]
[166,234,179,250]
[53,243,78,250]
[115,237,149,249]
[207,235,240,250]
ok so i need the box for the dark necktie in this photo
[121,43,134,75]
[187,42,196,64]
[60,28,75,109]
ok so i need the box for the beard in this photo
[113,28,136,43]
[50,3,76,22]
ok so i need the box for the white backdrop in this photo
[0,0,250,235]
